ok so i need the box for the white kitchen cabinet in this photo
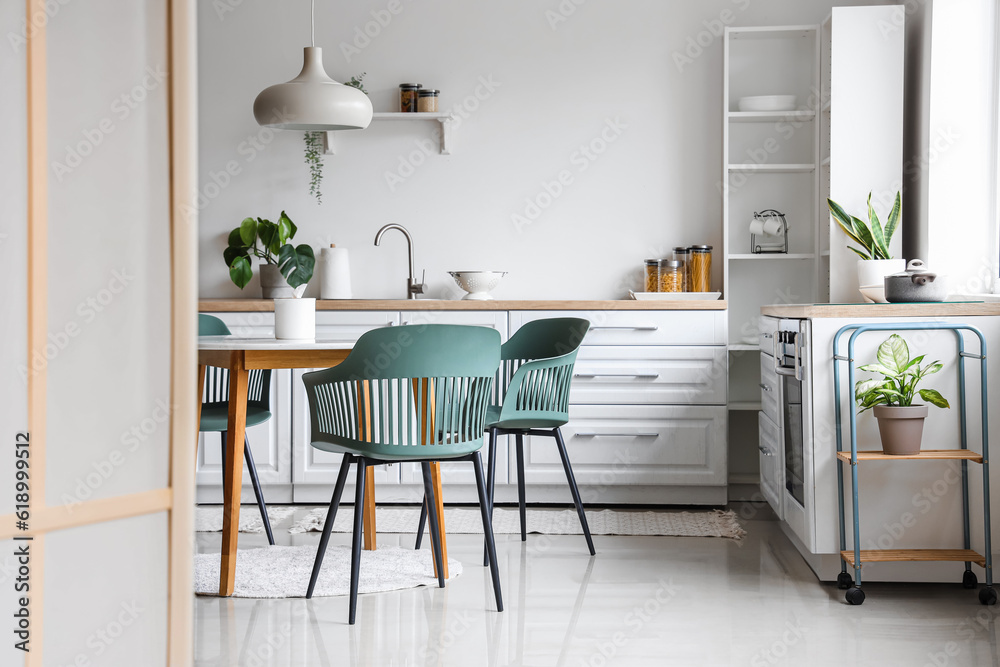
[509,309,728,505]
[195,312,294,503]
[757,410,783,518]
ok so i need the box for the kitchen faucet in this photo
[373,223,426,299]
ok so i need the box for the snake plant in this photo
[828,191,901,260]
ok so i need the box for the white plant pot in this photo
[857,259,905,303]
[274,298,315,340]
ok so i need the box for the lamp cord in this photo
[310,0,315,46]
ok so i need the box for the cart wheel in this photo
[846,587,866,605]
[962,571,978,589]
[837,572,854,590]
[979,587,997,606]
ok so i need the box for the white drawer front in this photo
[759,316,779,354]
[758,411,784,519]
[516,405,726,488]
[315,311,399,340]
[510,310,726,346]
[399,311,509,343]
[572,346,727,405]
[759,354,780,424]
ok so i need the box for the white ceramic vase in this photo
[857,259,905,303]
[274,298,315,340]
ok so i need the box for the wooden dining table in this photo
[198,335,451,596]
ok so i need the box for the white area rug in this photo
[195,505,296,534]
[194,545,462,598]
[288,507,745,540]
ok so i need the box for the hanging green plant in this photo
[302,73,368,205]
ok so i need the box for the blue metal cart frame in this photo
[833,322,995,606]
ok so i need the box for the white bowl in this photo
[448,271,507,300]
[738,95,797,112]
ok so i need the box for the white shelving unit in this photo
[323,111,457,155]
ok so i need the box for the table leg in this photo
[220,355,248,597]
[357,380,377,551]
[195,365,206,466]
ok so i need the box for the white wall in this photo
[197,0,889,300]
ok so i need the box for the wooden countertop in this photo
[760,302,1000,318]
[199,298,728,312]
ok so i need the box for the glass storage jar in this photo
[689,245,712,292]
[644,259,660,293]
[658,260,685,293]
[399,83,421,112]
[417,89,439,112]
[673,246,691,291]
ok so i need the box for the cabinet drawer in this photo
[759,354,780,424]
[517,405,726,487]
[572,346,726,405]
[398,310,508,343]
[315,311,399,340]
[758,411,783,519]
[511,310,727,346]
[759,316,779,354]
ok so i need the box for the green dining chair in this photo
[198,314,275,545]
[415,317,595,559]
[301,324,504,625]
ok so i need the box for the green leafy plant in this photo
[224,211,315,290]
[302,73,368,204]
[828,191,901,260]
[854,334,950,412]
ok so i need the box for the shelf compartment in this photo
[728,111,817,123]
[728,163,816,173]
[728,253,816,260]
[840,549,987,568]
[728,401,763,411]
[728,344,761,352]
[836,449,984,464]
[728,26,817,40]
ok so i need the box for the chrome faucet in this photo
[373,223,426,299]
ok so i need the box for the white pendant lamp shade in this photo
[253,46,373,131]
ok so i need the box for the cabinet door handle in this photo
[574,373,659,379]
[758,383,772,392]
[761,332,773,339]
[589,326,659,331]
[575,432,659,438]
[759,446,773,457]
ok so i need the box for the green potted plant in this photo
[303,73,367,204]
[224,211,315,298]
[827,191,905,302]
[855,334,950,455]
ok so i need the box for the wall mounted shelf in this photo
[728,111,817,123]
[729,253,817,260]
[323,112,457,155]
[728,163,816,173]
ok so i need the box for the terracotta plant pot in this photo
[259,263,296,299]
[873,404,929,455]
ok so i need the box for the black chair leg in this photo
[484,427,498,566]
[421,462,446,589]
[472,450,504,612]
[553,427,595,555]
[243,435,274,546]
[415,495,428,550]
[306,454,353,599]
[348,458,367,625]
[515,433,527,541]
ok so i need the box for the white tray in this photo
[629,291,722,301]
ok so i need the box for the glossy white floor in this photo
[194,504,999,666]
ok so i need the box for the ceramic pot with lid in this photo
[884,259,949,303]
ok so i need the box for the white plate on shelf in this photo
[629,291,722,301]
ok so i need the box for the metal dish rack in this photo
[833,322,995,605]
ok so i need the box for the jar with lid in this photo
[417,89,439,112]
[689,245,712,292]
[643,259,659,292]
[399,83,422,112]
[658,259,685,293]
[673,246,691,292]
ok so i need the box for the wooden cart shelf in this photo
[836,450,984,463]
[841,549,987,568]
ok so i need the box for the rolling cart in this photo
[833,322,994,606]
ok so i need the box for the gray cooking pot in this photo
[884,259,949,303]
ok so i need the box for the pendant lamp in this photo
[253,0,373,131]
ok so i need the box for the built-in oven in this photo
[761,317,814,549]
